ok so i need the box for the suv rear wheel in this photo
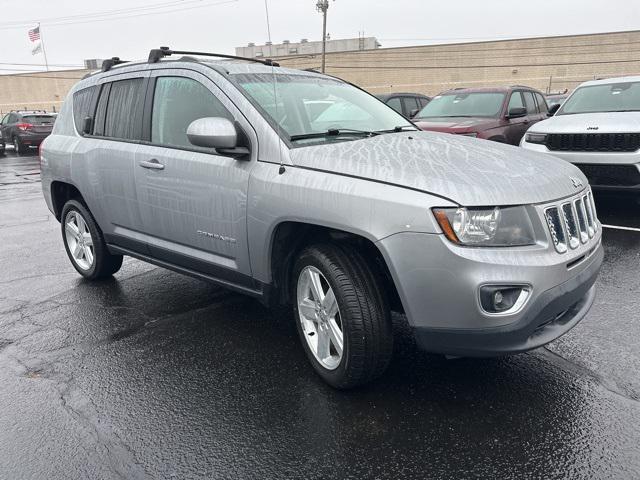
[61,200,123,279]
[292,244,393,389]
[13,137,26,155]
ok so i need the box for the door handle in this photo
[139,159,164,170]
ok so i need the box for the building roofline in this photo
[310,29,640,56]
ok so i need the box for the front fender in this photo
[247,161,455,283]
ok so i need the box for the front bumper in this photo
[377,228,603,357]
[521,141,640,192]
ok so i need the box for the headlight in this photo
[524,132,547,144]
[433,206,537,247]
[459,132,478,137]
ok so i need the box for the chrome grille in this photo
[574,198,589,244]
[561,203,580,250]
[545,190,599,253]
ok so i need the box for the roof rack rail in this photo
[101,57,129,72]
[147,47,280,67]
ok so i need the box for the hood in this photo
[529,112,640,134]
[289,131,587,206]
[414,117,497,134]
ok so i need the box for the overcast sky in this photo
[1,0,639,73]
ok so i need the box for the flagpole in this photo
[38,23,49,72]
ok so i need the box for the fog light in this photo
[480,286,529,314]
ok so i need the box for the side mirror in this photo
[547,104,561,116]
[186,117,250,159]
[507,107,527,119]
[409,108,420,118]
[82,116,93,135]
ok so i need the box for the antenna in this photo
[264,0,286,174]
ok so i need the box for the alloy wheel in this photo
[64,210,94,270]
[296,266,344,370]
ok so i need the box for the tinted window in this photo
[386,97,403,114]
[402,97,420,116]
[73,87,96,134]
[417,92,506,118]
[151,76,232,149]
[535,93,548,113]
[104,78,144,140]
[418,97,430,108]
[508,92,524,111]
[22,115,55,125]
[523,91,537,114]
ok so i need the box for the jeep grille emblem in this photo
[586,126,599,131]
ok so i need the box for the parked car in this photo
[40,48,602,389]
[376,93,431,119]
[0,135,4,156]
[0,110,56,154]
[545,93,568,110]
[522,76,640,194]
[413,86,549,145]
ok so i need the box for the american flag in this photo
[28,26,40,42]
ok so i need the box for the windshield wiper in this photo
[290,128,380,142]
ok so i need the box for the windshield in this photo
[415,92,505,118]
[233,73,413,144]
[558,81,640,115]
[22,115,55,125]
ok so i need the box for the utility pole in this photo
[316,0,330,73]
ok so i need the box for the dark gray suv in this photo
[0,110,56,154]
[39,48,603,388]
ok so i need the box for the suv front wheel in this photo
[292,244,393,389]
[61,200,123,279]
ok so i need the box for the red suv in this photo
[413,86,549,145]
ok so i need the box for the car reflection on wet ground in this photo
[1,151,639,479]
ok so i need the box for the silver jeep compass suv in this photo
[40,48,603,388]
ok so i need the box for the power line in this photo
[0,62,84,68]
[0,0,238,30]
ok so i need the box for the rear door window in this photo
[151,76,232,149]
[535,92,548,113]
[523,91,537,114]
[103,78,145,140]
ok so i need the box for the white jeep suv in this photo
[521,76,640,195]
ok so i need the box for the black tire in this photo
[292,243,393,389]
[13,136,26,155]
[60,199,123,280]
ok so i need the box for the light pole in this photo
[316,0,330,73]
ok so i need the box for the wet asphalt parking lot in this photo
[1,149,640,480]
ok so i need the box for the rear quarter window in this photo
[72,86,97,134]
